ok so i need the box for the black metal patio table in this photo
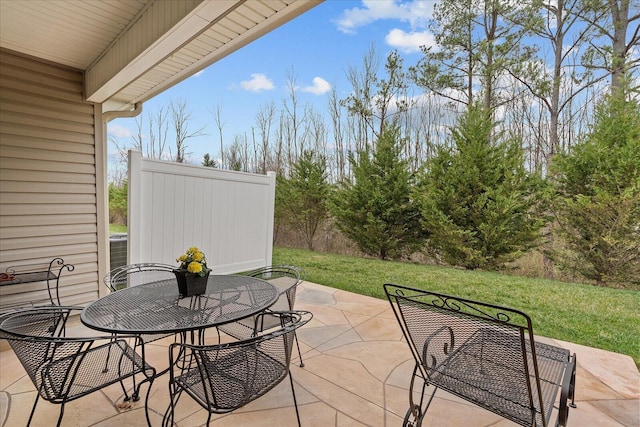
[79,274,279,425]
[81,274,279,336]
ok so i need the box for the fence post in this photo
[266,171,276,266]
[127,150,142,264]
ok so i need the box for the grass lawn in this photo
[109,224,127,234]
[273,246,640,368]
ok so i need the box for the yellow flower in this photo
[187,261,203,274]
[177,246,209,276]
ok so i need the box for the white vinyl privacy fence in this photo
[127,150,275,274]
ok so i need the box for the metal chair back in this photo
[163,310,312,427]
[384,284,576,427]
[0,306,156,427]
[104,263,177,345]
[104,262,175,292]
[217,265,307,366]
[245,265,304,311]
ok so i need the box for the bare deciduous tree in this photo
[282,68,305,170]
[212,104,225,166]
[328,86,346,181]
[170,98,206,163]
[255,101,276,174]
[342,44,379,150]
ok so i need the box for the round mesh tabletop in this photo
[81,275,279,334]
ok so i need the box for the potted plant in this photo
[174,246,210,296]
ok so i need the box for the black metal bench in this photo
[384,284,576,427]
[1,258,74,308]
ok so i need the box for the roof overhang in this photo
[0,0,322,113]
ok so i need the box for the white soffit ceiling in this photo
[0,0,322,112]
[0,0,150,70]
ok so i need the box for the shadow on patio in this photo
[1,282,638,426]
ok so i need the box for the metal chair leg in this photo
[26,393,40,427]
[294,331,304,367]
[289,372,302,427]
[402,364,436,427]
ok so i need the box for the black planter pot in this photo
[173,269,210,297]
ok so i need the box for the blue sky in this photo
[106,0,438,169]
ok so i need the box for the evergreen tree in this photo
[273,174,289,244]
[415,105,547,270]
[202,153,217,167]
[551,95,640,286]
[277,150,330,251]
[108,180,128,225]
[331,124,423,260]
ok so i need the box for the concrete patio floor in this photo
[1,281,638,426]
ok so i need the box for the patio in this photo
[1,281,638,427]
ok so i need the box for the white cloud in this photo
[335,0,433,34]
[107,124,133,138]
[240,73,275,92]
[301,77,332,95]
[385,29,435,53]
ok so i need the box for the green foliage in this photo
[276,151,331,250]
[202,153,217,167]
[339,47,410,143]
[108,180,128,225]
[415,105,547,270]
[274,173,289,242]
[109,224,127,234]
[410,0,539,110]
[551,95,640,286]
[331,125,423,260]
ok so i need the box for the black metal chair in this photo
[103,262,180,387]
[162,310,312,427]
[0,306,156,427]
[384,284,577,427]
[104,262,177,344]
[104,262,176,292]
[217,265,306,366]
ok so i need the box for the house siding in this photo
[0,49,100,308]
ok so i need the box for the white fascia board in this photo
[120,0,323,108]
[85,0,239,103]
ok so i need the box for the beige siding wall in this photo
[0,49,100,308]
